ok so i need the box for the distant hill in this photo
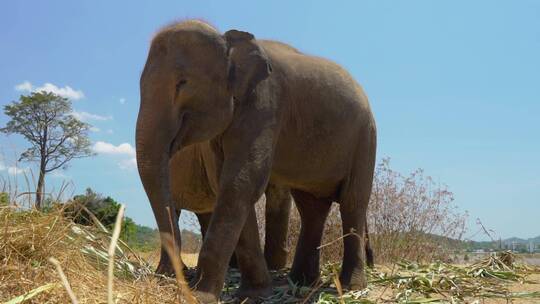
[503,236,540,244]
[464,235,540,252]
[379,232,540,252]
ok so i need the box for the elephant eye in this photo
[175,79,188,93]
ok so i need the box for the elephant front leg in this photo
[193,188,270,302]
[192,133,276,302]
[264,184,292,270]
[235,207,273,300]
[197,212,239,269]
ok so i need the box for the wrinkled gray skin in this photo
[136,20,377,303]
[166,141,292,272]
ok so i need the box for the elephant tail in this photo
[364,223,375,268]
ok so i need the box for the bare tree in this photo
[1,91,94,208]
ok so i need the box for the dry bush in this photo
[261,158,467,266]
[180,213,203,254]
[368,158,467,263]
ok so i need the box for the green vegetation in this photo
[129,223,160,251]
[64,188,159,251]
[1,91,94,208]
[0,192,9,206]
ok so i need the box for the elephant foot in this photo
[156,259,193,281]
[235,285,273,303]
[265,253,287,271]
[193,290,219,304]
[183,266,198,282]
[339,270,367,290]
[155,260,175,277]
[289,269,319,287]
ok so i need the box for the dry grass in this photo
[0,204,185,303]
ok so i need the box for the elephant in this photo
[136,20,377,303]
[163,141,292,273]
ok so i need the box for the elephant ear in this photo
[224,30,272,101]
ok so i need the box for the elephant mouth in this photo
[168,112,186,157]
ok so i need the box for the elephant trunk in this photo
[136,104,173,208]
[136,99,181,274]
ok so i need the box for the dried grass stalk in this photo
[107,204,125,304]
[49,257,79,304]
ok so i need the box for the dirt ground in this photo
[138,251,540,303]
[497,273,540,304]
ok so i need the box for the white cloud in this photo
[15,81,85,100]
[15,81,33,92]
[0,157,28,175]
[119,98,126,104]
[93,141,136,156]
[90,126,100,132]
[106,129,114,134]
[93,141,137,171]
[72,111,112,122]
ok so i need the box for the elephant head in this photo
[136,20,272,265]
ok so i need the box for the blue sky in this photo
[1,1,538,240]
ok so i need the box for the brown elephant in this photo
[164,141,292,273]
[136,20,377,303]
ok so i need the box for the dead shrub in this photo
[368,158,467,263]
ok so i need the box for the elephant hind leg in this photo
[264,184,292,270]
[339,203,368,290]
[289,190,332,286]
[338,141,376,289]
[196,212,211,240]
